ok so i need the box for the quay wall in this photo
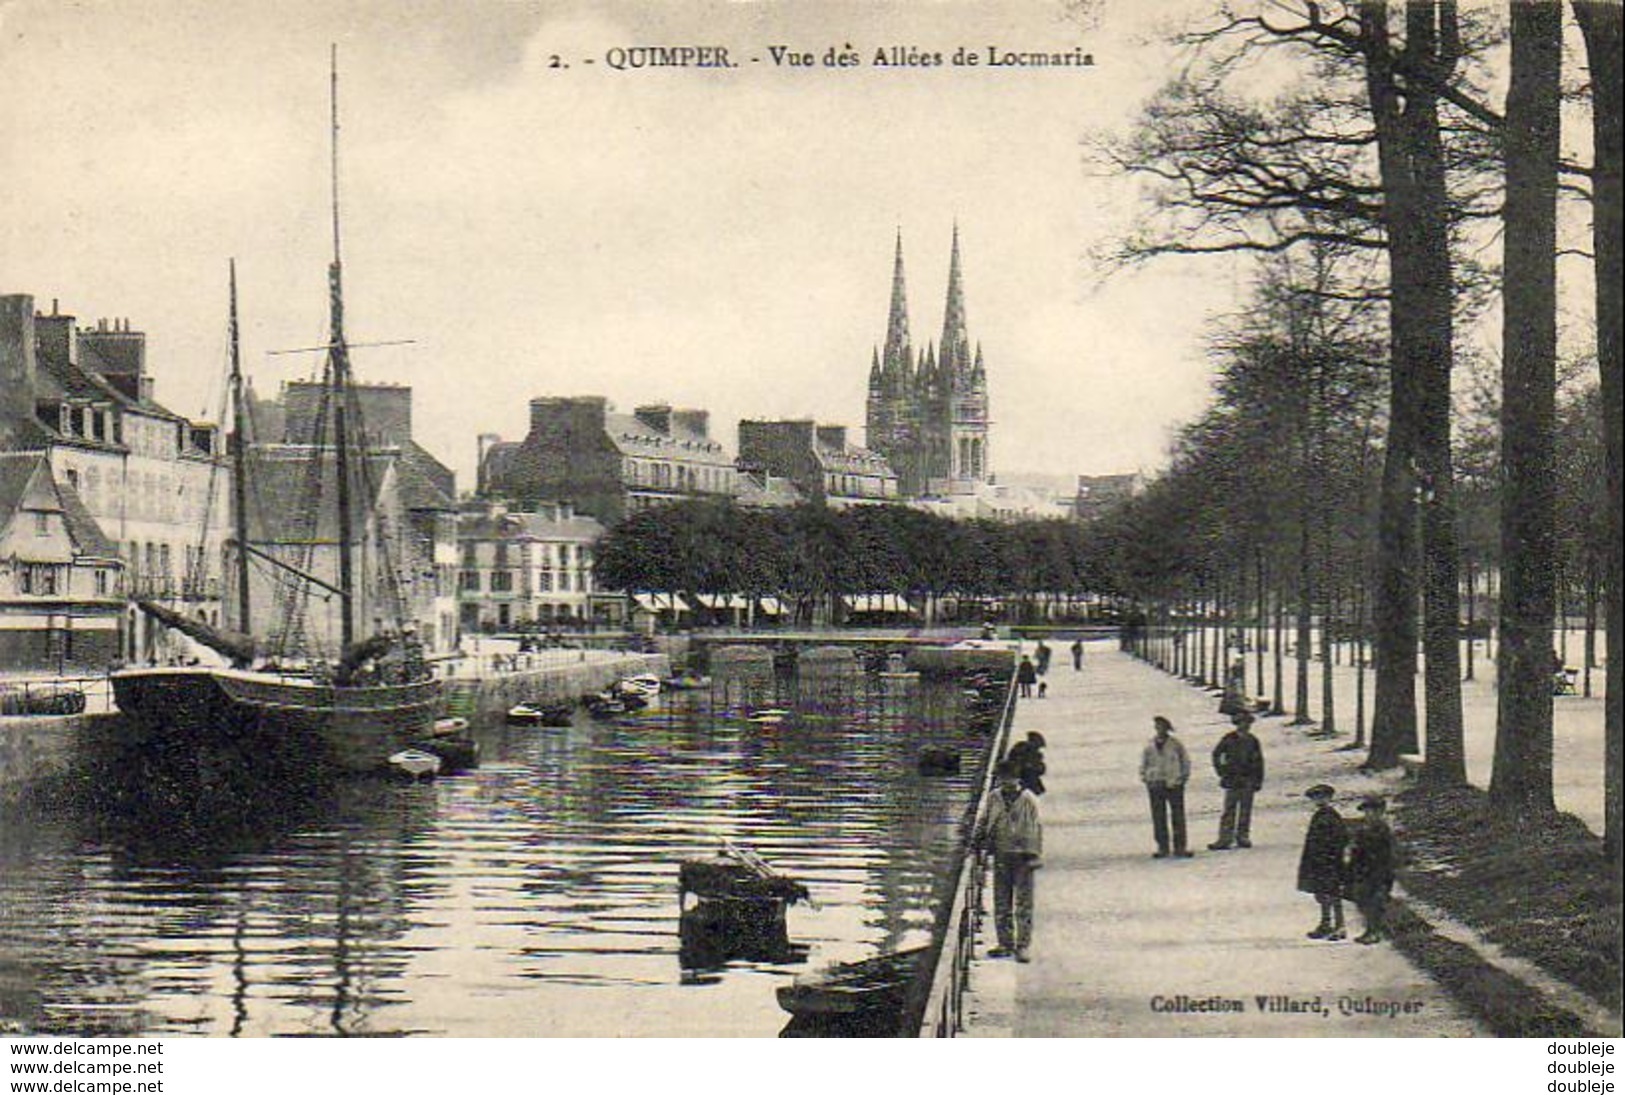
[0,712,116,803]
[906,646,1016,676]
[446,652,669,718]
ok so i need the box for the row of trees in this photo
[593,500,1110,627]
[1091,0,1619,859]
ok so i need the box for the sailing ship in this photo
[112,52,443,774]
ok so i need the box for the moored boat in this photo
[775,946,930,1019]
[616,673,662,698]
[507,701,574,726]
[109,53,443,775]
[387,748,442,781]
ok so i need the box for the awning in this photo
[632,593,690,613]
[755,596,784,615]
[694,593,751,610]
[842,594,915,614]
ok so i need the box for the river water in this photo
[0,661,999,1037]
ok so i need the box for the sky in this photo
[1,0,1257,488]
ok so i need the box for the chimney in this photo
[529,395,608,443]
[33,307,78,368]
[816,425,847,452]
[633,403,672,434]
[1,295,38,439]
[672,408,709,439]
[77,317,146,382]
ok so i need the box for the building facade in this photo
[456,501,605,631]
[2,294,227,664]
[1073,473,1141,522]
[737,419,899,508]
[480,398,738,524]
[242,381,460,658]
[865,228,991,499]
[0,452,124,671]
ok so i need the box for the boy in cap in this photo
[1208,710,1265,849]
[1346,796,1396,944]
[1296,784,1347,940]
[975,760,1044,962]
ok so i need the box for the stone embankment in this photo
[442,650,670,718]
[2,651,668,799]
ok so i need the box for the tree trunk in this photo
[1294,477,1315,725]
[1572,0,1622,864]
[1490,0,1562,822]
[1362,0,1466,772]
[1355,580,1369,749]
[1584,569,1597,699]
[1255,548,1268,700]
[1272,583,1286,715]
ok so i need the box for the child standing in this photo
[1296,784,1347,940]
[1346,795,1397,944]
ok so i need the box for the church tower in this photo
[864,226,990,499]
[941,225,990,494]
[867,231,925,496]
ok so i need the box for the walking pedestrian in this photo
[1016,655,1037,698]
[975,761,1043,963]
[1346,796,1396,944]
[1070,638,1084,671]
[1139,716,1193,858]
[1034,640,1052,677]
[1208,710,1265,849]
[1297,784,1348,941]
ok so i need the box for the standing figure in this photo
[1139,716,1193,858]
[1208,710,1265,849]
[1034,640,1052,677]
[1070,638,1084,671]
[1296,784,1348,941]
[1016,655,1038,698]
[1219,658,1249,717]
[975,761,1044,963]
[1006,731,1047,795]
[1346,796,1396,944]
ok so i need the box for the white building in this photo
[457,501,605,631]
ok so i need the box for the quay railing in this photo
[918,668,1020,1037]
[0,674,117,717]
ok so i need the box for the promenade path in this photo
[960,641,1485,1037]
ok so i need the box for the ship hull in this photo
[111,667,442,775]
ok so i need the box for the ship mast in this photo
[328,44,357,653]
[228,259,252,635]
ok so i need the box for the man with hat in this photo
[1140,716,1194,858]
[1208,710,1265,850]
[1346,795,1397,944]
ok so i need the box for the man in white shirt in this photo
[1140,715,1194,858]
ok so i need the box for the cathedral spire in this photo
[940,223,970,377]
[883,229,911,374]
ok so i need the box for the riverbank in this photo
[1,650,668,801]
[0,711,112,804]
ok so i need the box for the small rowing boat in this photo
[775,946,929,1019]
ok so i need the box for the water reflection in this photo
[0,662,994,1037]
